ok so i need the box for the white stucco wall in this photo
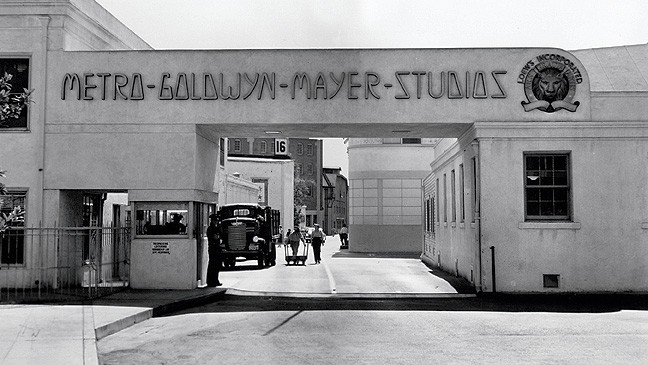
[348,142,435,252]
[422,137,480,287]
[227,158,295,231]
[428,123,648,293]
[130,238,197,289]
[0,1,152,229]
[479,129,648,293]
[224,174,259,205]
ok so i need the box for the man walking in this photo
[311,223,326,264]
[339,224,349,248]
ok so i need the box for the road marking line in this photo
[323,261,336,293]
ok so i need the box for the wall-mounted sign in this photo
[60,70,508,102]
[152,241,170,255]
[48,49,591,125]
[274,139,288,155]
[252,178,269,205]
[519,53,583,113]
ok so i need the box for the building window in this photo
[306,163,313,175]
[234,139,241,152]
[1,190,26,265]
[296,163,303,175]
[443,174,447,223]
[307,144,314,156]
[402,138,421,144]
[435,179,440,223]
[425,196,435,236]
[219,138,225,167]
[451,169,456,222]
[0,58,29,129]
[471,157,477,223]
[424,197,429,231]
[297,143,304,155]
[459,164,465,223]
[524,153,571,220]
[0,58,30,129]
[260,141,267,154]
[430,196,435,235]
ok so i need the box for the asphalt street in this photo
[98,295,648,364]
[97,236,648,364]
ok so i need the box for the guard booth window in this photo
[135,203,188,236]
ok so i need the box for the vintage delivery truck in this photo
[214,203,280,268]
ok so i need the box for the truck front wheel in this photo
[258,255,264,268]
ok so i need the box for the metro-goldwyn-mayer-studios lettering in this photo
[61,71,507,101]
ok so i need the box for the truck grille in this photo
[228,224,247,250]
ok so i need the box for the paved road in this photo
[98,295,648,364]
[215,235,470,296]
[97,236,648,364]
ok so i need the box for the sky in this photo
[94,0,648,175]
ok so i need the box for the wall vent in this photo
[543,274,560,288]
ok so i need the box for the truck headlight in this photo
[253,236,259,243]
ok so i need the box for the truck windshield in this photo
[219,207,256,219]
[233,209,251,216]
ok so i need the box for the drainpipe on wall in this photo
[490,245,496,293]
[470,140,484,292]
[38,16,51,227]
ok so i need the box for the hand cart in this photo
[284,240,309,265]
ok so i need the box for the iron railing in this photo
[0,226,131,303]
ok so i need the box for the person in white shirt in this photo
[311,223,326,264]
[339,224,349,247]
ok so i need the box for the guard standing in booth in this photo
[206,214,223,287]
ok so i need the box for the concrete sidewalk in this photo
[0,288,226,365]
[0,235,472,364]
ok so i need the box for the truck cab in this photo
[215,203,278,268]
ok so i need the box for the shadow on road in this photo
[161,293,648,317]
[220,265,269,272]
[332,251,421,259]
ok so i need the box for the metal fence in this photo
[0,226,131,303]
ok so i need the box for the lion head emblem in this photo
[520,55,580,113]
[532,68,569,104]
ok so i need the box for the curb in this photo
[225,288,477,299]
[95,309,153,340]
[151,290,227,317]
[94,290,226,340]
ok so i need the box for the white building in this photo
[421,45,648,293]
[347,138,437,252]
[2,0,647,293]
[227,157,295,231]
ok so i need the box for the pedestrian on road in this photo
[206,214,223,287]
[283,228,291,247]
[287,226,303,257]
[339,224,349,247]
[311,223,326,264]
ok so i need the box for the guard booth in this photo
[130,200,216,289]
